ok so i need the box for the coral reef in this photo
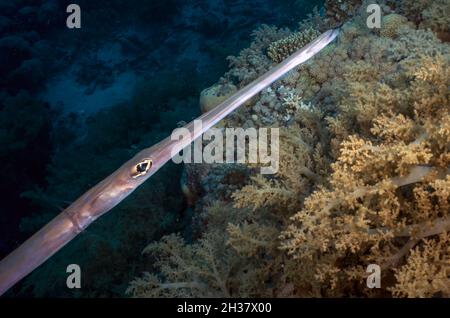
[129,0,449,298]
[2,0,313,297]
[225,24,291,86]
[324,0,362,27]
[400,0,450,42]
[127,230,236,297]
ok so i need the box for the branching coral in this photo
[280,46,449,297]
[267,28,321,63]
[400,0,450,41]
[127,232,234,297]
[390,233,450,298]
[225,24,290,86]
[129,115,331,298]
[419,0,450,42]
[127,203,281,298]
[232,119,331,214]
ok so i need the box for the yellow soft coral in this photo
[390,233,450,298]
[129,5,450,298]
[280,51,449,296]
[127,231,234,297]
[233,110,331,214]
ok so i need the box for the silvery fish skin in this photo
[0,28,339,296]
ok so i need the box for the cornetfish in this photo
[0,28,339,296]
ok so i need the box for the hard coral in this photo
[225,24,290,86]
[267,28,320,63]
[420,0,450,42]
[380,14,411,38]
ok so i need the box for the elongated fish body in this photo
[0,28,339,296]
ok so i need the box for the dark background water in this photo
[0,0,323,297]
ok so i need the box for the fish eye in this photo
[132,159,152,178]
